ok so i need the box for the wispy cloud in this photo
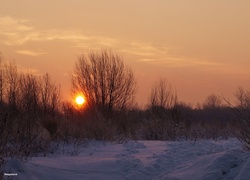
[122,42,169,57]
[16,49,46,56]
[0,16,33,32]
[0,16,33,45]
[0,16,226,71]
[0,16,117,47]
[121,41,226,70]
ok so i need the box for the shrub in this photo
[232,88,250,149]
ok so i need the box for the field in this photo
[3,138,250,180]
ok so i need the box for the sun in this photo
[75,95,85,106]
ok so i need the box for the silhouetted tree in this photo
[149,78,177,110]
[146,79,178,140]
[39,73,61,117]
[0,54,4,106]
[4,61,20,112]
[233,87,250,149]
[71,50,136,118]
[0,59,62,157]
[19,73,40,116]
[203,94,222,109]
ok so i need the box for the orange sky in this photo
[1,1,250,106]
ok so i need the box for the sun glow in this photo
[75,95,85,106]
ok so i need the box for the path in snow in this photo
[3,138,250,180]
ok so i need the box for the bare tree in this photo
[0,53,4,106]
[203,94,222,109]
[39,73,61,117]
[4,61,20,111]
[232,87,250,149]
[149,78,177,110]
[0,53,7,175]
[235,87,250,110]
[71,50,136,118]
[38,73,61,138]
[146,79,178,140]
[19,73,40,116]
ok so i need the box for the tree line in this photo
[0,49,250,164]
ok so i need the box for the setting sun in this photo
[75,95,85,106]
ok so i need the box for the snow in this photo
[2,138,250,180]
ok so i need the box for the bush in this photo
[232,88,250,149]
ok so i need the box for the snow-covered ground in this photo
[2,138,250,180]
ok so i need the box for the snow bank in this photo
[2,138,250,180]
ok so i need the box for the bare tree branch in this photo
[71,49,136,118]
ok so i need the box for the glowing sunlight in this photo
[75,95,85,106]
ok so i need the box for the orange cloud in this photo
[16,49,46,56]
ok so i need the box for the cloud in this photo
[16,49,46,56]
[0,16,32,32]
[121,42,169,57]
[0,16,118,47]
[120,41,227,70]
[0,16,33,45]
[0,16,226,71]
[138,58,157,63]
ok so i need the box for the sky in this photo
[1,0,250,106]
